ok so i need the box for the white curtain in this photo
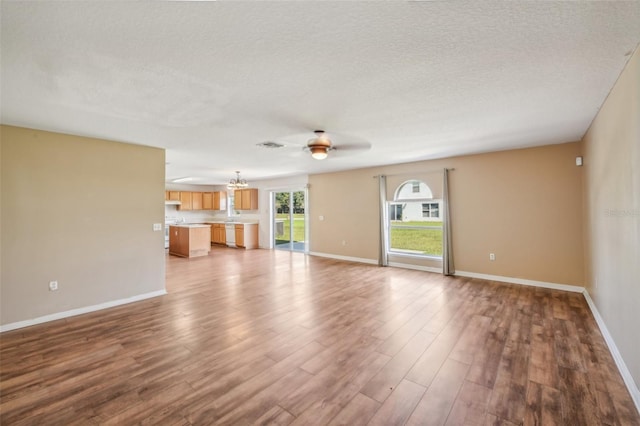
[443,168,455,275]
[378,175,389,266]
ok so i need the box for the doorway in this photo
[273,190,306,252]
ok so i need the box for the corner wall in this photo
[582,47,640,391]
[0,125,166,327]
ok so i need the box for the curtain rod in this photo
[373,168,455,178]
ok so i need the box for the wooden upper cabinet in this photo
[214,191,227,211]
[234,188,258,210]
[241,190,252,209]
[170,191,225,211]
[178,192,192,210]
[192,192,203,210]
[170,191,225,210]
[245,189,258,210]
[202,192,213,210]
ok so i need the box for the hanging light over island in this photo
[227,171,248,190]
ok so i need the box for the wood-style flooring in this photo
[1,247,639,425]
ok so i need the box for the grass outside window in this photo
[390,220,443,257]
[275,213,305,244]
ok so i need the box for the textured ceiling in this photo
[2,2,639,184]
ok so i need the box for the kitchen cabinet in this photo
[192,192,203,210]
[235,225,244,248]
[165,191,180,201]
[211,223,226,245]
[168,191,226,211]
[234,188,258,210]
[177,192,192,211]
[235,223,258,249]
[202,192,213,210]
[214,191,227,211]
[169,225,211,258]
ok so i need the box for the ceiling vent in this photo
[256,141,285,149]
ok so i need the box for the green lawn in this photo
[275,213,305,244]
[390,221,443,256]
[274,216,442,256]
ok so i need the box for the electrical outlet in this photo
[342,240,347,246]
[153,223,162,231]
[49,281,58,291]
[489,253,496,261]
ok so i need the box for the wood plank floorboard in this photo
[1,247,639,425]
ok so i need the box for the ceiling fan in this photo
[257,130,371,160]
[305,130,334,160]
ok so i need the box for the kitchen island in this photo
[168,224,211,258]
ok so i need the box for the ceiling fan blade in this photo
[334,142,371,151]
[288,148,306,158]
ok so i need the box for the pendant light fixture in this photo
[227,171,248,190]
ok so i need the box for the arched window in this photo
[387,179,442,257]
[394,180,433,200]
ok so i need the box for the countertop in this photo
[170,224,211,228]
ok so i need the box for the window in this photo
[387,180,442,258]
[389,204,403,221]
[422,203,439,218]
[228,192,239,217]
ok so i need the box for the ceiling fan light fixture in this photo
[308,130,331,160]
[310,146,329,160]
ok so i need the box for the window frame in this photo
[387,180,442,259]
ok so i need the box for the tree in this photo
[293,191,305,213]
[275,192,290,213]
[275,191,305,214]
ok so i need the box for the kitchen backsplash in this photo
[164,204,259,223]
[164,204,227,223]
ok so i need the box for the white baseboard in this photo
[0,289,167,333]
[308,252,378,265]
[454,270,585,293]
[582,290,640,412]
[388,262,442,274]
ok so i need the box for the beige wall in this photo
[310,141,584,286]
[310,169,381,260]
[582,47,640,387]
[1,125,166,326]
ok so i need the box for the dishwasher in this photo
[225,223,236,248]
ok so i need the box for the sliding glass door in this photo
[273,190,306,252]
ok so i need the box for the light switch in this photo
[153,223,162,231]
[319,215,324,221]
